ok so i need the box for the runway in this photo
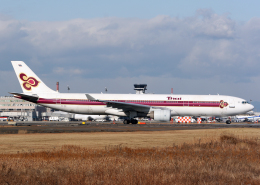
[0,121,259,134]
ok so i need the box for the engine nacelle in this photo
[149,109,171,121]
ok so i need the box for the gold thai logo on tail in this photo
[19,73,40,91]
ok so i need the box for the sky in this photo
[1,1,260,110]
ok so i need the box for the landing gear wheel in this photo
[226,120,231,124]
[131,119,138,124]
[124,119,138,124]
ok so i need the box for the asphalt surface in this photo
[0,121,259,134]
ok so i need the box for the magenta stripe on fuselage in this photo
[37,98,221,107]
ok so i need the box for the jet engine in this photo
[148,109,171,121]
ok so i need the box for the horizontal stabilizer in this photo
[9,92,39,103]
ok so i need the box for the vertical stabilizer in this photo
[11,61,56,93]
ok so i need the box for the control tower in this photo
[134,84,147,94]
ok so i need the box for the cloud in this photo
[1,10,260,101]
[194,9,235,38]
[53,67,83,75]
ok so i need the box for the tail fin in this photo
[11,61,56,93]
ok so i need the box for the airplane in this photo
[74,114,113,122]
[10,61,254,124]
[235,115,260,122]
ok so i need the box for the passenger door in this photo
[229,99,235,108]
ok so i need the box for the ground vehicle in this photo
[49,117,59,121]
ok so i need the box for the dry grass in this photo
[0,134,260,184]
[1,128,260,154]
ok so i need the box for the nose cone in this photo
[248,104,254,111]
[245,104,255,112]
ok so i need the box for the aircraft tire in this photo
[131,119,138,124]
[226,120,231,124]
[123,120,128,124]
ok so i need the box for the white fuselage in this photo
[26,92,254,117]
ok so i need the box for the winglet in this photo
[86,94,97,101]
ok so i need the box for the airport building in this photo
[0,96,76,121]
[0,96,36,111]
[0,96,50,121]
[134,84,147,94]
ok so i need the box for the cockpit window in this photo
[242,101,249,104]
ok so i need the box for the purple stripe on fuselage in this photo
[36,98,221,107]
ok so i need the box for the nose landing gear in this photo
[123,119,138,124]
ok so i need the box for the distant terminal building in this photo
[0,96,50,121]
[0,96,75,121]
[0,96,36,112]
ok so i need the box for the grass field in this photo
[0,128,260,184]
[0,128,260,153]
[0,133,259,184]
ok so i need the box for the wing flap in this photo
[86,94,150,112]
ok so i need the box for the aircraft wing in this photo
[9,92,39,103]
[86,94,151,112]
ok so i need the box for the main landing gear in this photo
[123,119,138,124]
[226,120,231,124]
